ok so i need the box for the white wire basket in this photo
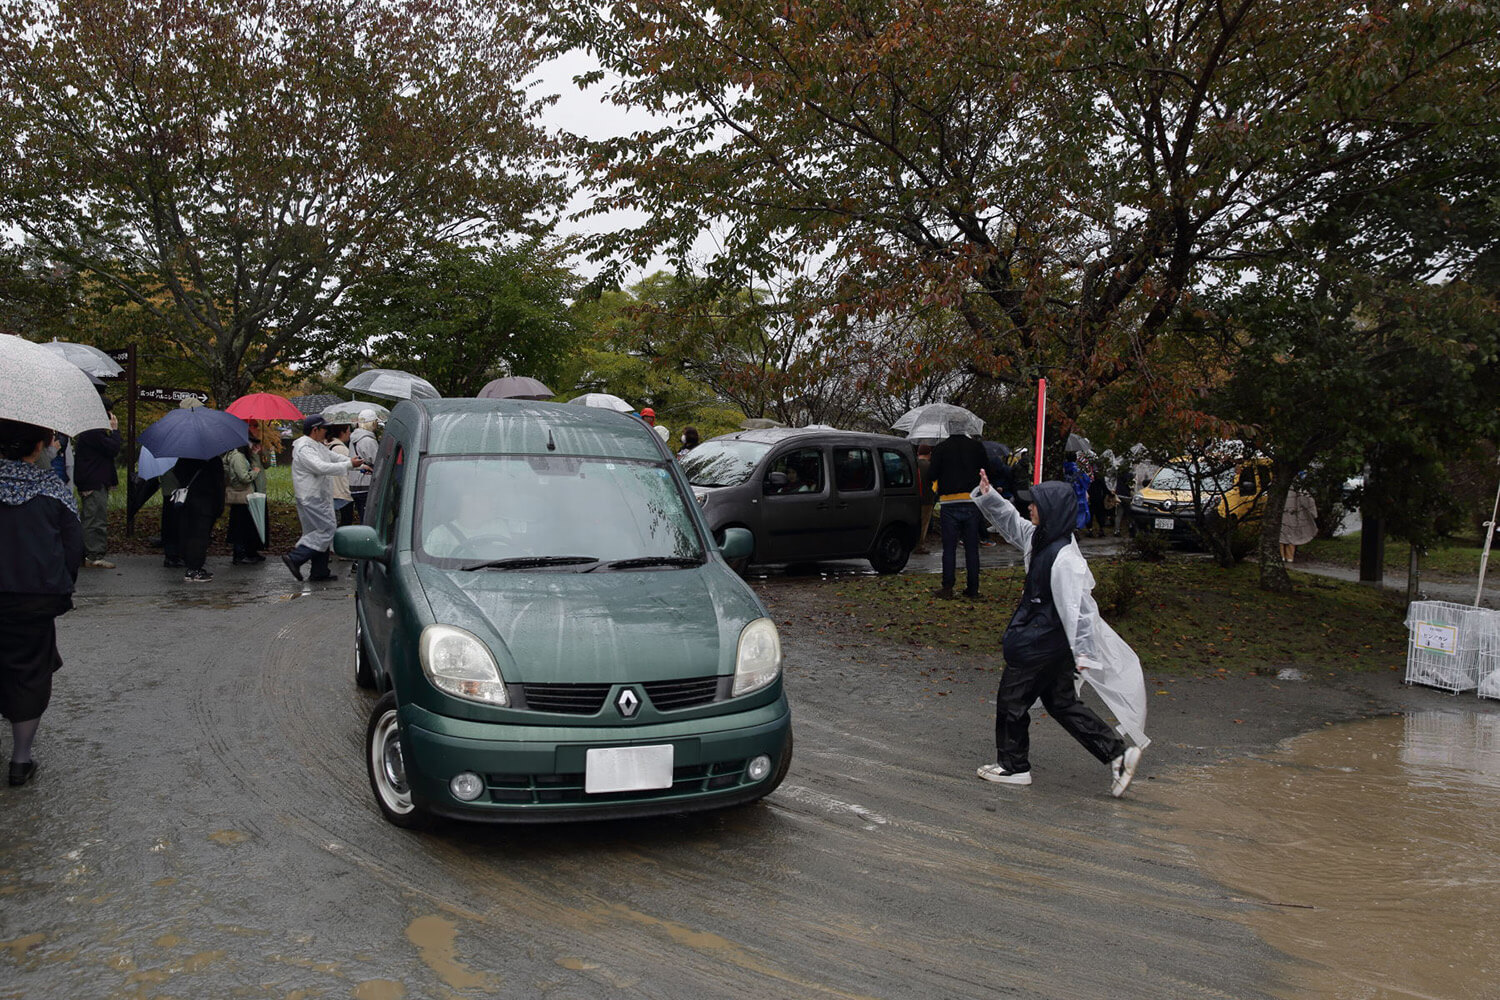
[1478,650,1500,701]
[1404,601,1500,693]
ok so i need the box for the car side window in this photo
[377,444,406,544]
[833,447,876,492]
[879,448,914,488]
[766,447,824,494]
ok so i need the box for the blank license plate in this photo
[585,745,674,794]
[1154,517,1175,530]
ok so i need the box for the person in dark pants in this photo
[971,474,1147,797]
[0,418,84,787]
[72,400,121,569]
[283,416,359,582]
[171,455,225,582]
[926,432,989,599]
[223,443,264,564]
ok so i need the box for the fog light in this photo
[746,755,772,782]
[449,772,485,801]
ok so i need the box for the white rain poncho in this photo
[973,486,1151,749]
[291,435,352,551]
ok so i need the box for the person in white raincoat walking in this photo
[282,415,361,582]
[972,470,1149,796]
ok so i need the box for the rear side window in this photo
[833,447,876,492]
[879,449,914,488]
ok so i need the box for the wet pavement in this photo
[2,552,1497,998]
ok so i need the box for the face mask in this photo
[42,444,60,464]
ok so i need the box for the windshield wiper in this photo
[601,556,705,571]
[460,555,600,572]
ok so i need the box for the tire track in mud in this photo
[183,585,1278,1000]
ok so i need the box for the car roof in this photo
[390,398,666,461]
[706,427,914,448]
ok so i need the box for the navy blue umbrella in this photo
[138,406,249,460]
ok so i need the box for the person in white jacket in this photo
[282,415,361,582]
[972,470,1149,797]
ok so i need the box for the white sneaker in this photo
[84,558,116,569]
[1110,746,1142,798]
[976,763,1032,786]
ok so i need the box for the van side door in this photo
[362,439,407,681]
[830,444,882,555]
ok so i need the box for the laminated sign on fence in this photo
[1405,600,1500,695]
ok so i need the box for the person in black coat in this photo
[72,400,121,569]
[171,455,225,583]
[926,432,989,599]
[0,418,84,786]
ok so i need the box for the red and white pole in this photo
[1032,378,1046,485]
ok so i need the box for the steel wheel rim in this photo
[371,711,414,814]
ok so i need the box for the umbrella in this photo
[321,399,391,424]
[226,392,305,421]
[136,444,178,479]
[478,376,553,400]
[37,340,123,378]
[739,417,786,430]
[892,403,984,440]
[344,368,440,401]
[246,493,267,543]
[0,334,112,436]
[567,392,634,412]
[138,406,249,460]
[1065,432,1092,455]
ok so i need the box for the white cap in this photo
[358,408,378,422]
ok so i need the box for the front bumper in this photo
[1130,507,1202,539]
[399,697,792,822]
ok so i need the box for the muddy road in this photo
[2,556,1491,998]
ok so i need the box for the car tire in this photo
[354,613,376,690]
[868,525,912,574]
[366,691,432,830]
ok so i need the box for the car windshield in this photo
[679,439,771,488]
[1149,465,1235,495]
[416,455,705,568]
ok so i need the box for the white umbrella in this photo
[567,392,634,413]
[0,334,111,436]
[344,368,440,401]
[322,399,391,424]
[892,402,984,439]
[37,340,123,377]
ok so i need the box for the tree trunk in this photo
[1258,471,1294,593]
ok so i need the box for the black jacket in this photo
[73,428,122,491]
[927,435,989,497]
[0,464,84,598]
[172,456,226,520]
[1002,481,1077,668]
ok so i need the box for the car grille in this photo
[642,677,721,711]
[484,760,750,805]
[520,683,611,714]
[518,677,722,714]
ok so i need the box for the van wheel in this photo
[868,525,912,574]
[354,613,376,690]
[366,691,431,830]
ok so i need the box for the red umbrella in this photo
[226,392,305,421]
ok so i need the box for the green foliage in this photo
[329,240,581,398]
[0,0,563,403]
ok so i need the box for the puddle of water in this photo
[1159,711,1500,999]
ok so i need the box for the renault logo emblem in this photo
[616,689,640,718]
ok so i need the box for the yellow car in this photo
[1129,456,1272,540]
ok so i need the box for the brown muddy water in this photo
[1157,711,1500,999]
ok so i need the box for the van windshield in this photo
[416,456,704,568]
[679,440,772,488]
[1149,465,1235,495]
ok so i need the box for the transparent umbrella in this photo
[37,340,123,378]
[321,399,391,424]
[567,393,634,412]
[479,376,553,400]
[892,403,984,440]
[344,368,440,401]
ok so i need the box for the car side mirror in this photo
[334,525,388,562]
[764,471,787,494]
[718,526,753,560]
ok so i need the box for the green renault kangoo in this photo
[334,399,792,827]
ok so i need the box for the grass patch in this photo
[1301,532,1491,578]
[824,557,1410,677]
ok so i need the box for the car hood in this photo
[412,560,765,685]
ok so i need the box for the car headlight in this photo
[420,624,509,706]
[733,617,782,696]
